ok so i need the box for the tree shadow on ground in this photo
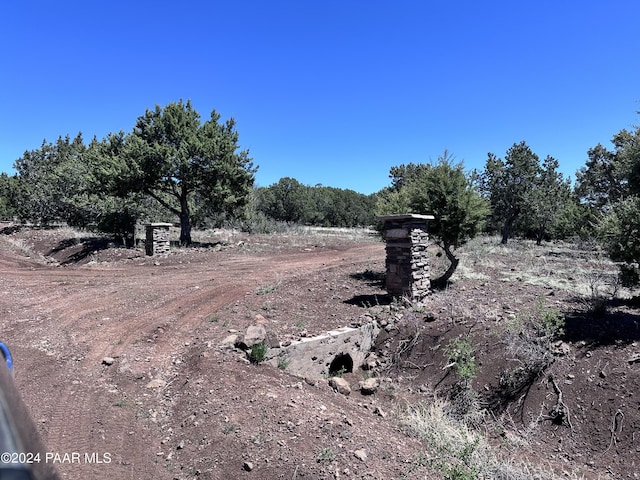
[344,294,393,308]
[48,237,114,265]
[345,269,392,307]
[562,296,640,348]
[0,225,24,235]
[349,269,385,287]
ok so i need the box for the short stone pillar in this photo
[377,214,434,299]
[145,223,172,256]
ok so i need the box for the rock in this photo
[628,353,640,364]
[244,325,267,348]
[362,353,379,370]
[221,334,239,347]
[329,377,351,396]
[353,449,368,462]
[552,340,571,356]
[254,314,267,325]
[176,440,184,450]
[146,379,167,389]
[101,357,115,366]
[243,461,254,471]
[358,377,380,395]
[265,331,280,348]
[374,406,386,418]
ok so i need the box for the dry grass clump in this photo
[399,399,586,480]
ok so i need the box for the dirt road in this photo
[0,234,409,479]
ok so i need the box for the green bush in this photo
[445,336,478,383]
[248,342,268,365]
[598,196,640,287]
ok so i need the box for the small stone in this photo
[101,357,115,366]
[329,377,351,396]
[373,406,386,418]
[359,377,380,395]
[221,334,238,347]
[176,440,184,450]
[146,379,167,389]
[243,461,254,471]
[362,353,379,370]
[353,449,367,462]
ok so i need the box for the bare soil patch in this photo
[1,224,639,479]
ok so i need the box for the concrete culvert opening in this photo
[329,353,353,376]
[263,324,380,379]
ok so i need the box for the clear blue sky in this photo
[1,1,638,194]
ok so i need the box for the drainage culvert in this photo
[264,322,380,379]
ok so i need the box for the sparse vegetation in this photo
[256,284,278,295]
[444,336,478,384]
[277,356,290,370]
[444,335,482,422]
[400,400,583,480]
[316,447,336,463]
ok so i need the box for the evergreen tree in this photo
[523,155,572,245]
[13,133,93,225]
[377,153,488,288]
[92,100,256,245]
[0,173,17,220]
[481,141,540,244]
[583,118,640,285]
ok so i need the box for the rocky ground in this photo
[0,223,638,479]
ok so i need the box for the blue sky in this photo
[1,1,639,194]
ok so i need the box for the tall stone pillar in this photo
[377,214,434,299]
[145,223,172,256]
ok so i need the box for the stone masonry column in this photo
[145,223,172,256]
[377,214,434,300]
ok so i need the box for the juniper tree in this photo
[92,100,256,245]
[377,153,488,288]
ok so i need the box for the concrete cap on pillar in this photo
[376,214,435,222]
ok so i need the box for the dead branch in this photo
[538,374,573,430]
[604,409,624,453]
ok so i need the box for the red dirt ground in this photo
[1,224,639,479]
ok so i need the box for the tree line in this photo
[253,177,377,228]
[0,100,638,285]
[375,118,640,287]
[0,101,256,245]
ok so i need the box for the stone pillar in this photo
[145,223,172,256]
[377,214,434,299]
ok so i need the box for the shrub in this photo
[444,336,478,383]
[598,196,640,287]
[248,342,268,365]
[496,300,565,406]
[444,335,481,422]
[399,400,581,479]
[277,356,290,370]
